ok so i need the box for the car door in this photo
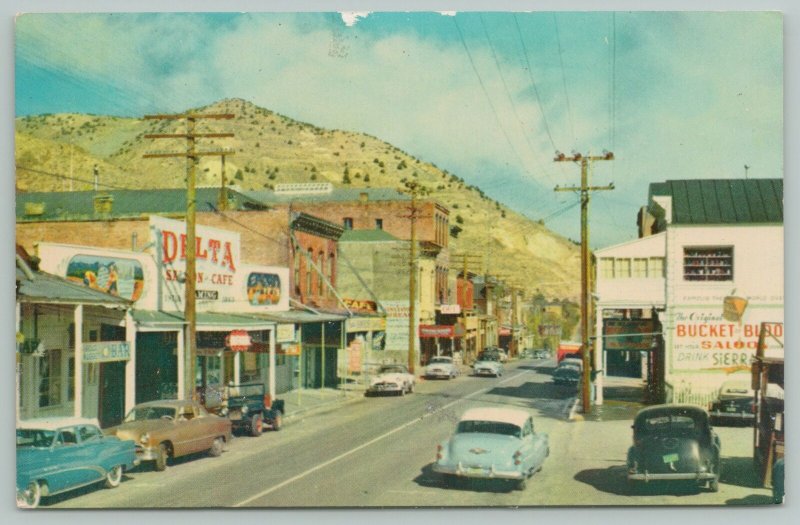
[76,424,109,482]
[49,426,95,492]
[191,403,219,451]
[528,418,548,469]
[173,403,205,456]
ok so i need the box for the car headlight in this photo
[241,406,249,414]
[139,432,150,444]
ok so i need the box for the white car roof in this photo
[17,417,101,431]
[459,407,529,428]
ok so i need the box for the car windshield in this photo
[638,414,704,438]
[227,384,263,397]
[124,406,177,422]
[478,353,499,362]
[379,366,406,374]
[430,358,451,364]
[457,420,521,438]
[16,428,57,448]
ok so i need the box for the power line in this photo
[513,13,558,153]
[553,14,576,145]
[15,165,137,191]
[479,15,555,186]
[452,16,528,176]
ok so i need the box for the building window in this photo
[319,251,326,296]
[632,258,648,278]
[329,252,336,289]
[39,349,62,408]
[67,357,75,401]
[293,244,301,294]
[599,258,615,279]
[684,247,733,281]
[343,218,353,230]
[375,218,383,230]
[615,258,631,278]
[648,257,664,278]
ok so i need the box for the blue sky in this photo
[14,10,783,248]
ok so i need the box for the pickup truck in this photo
[219,383,285,436]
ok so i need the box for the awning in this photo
[132,310,275,331]
[253,309,347,324]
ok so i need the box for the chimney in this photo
[359,192,368,204]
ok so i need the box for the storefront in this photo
[345,315,387,379]
[16,252,133,426]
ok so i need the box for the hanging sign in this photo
[82,341,131,363]
[226,330,252,352]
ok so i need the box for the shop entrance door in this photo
[136,332,178,403]
[98,361,126,428]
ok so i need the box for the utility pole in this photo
[452,252,482,364]
[398,180,431,374]
[554,150,614,414]
[144,112,234,401]
[218,153,235,211]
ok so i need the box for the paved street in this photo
[44,359,772,508]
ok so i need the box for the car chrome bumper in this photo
[135,446,159,461]
[426,371,451,378]
[709,411,754,419]
[627,471,717,482]
[367,385,402,392]
[433,463,523,480]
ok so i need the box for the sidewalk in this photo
[569,375,647,422]
[278,381,367,423]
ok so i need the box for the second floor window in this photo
[375,218,383,230]
[343,218,353,230]
[684,247,733,281]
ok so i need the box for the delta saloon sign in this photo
[150,216,241,311]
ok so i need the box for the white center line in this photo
[234,370,529,507]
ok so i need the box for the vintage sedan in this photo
[473,354,504,377]
[627,405,721,492]
[552,365,581,386]
[433,407,549,490]
[366,364,415,396]
[107,399,232,471]
[16,417,138,509]
[708,379,755,425]
[424,356,459,380]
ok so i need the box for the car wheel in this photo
[408,382,414,393]
[250,413,263,436]
[154,443,169,471]
[516,477,528,491]
[17,481,42,509]
[208,437,224,457]
[271,411,283,431]
[399,386,406,396]
[104,465,123,489]
[709,477,720,492]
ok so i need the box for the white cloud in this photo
[340,12,370,27]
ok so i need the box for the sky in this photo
[13,9,784,248]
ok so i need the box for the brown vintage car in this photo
[107,399,232,471]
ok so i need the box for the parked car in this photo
[424,356,459,380]
[473,353,504,377]
[433,407,549,490]
[479,347,503,362]
[708,379,755,426]
[217,382,284,435]
[552,365,581,386]
[366,364,415,396]
[531,349,550,359]
[626,405,721,492]
[559,357,583,371]
[16,417,138,509]
[106,399,232,471]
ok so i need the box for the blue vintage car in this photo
[16,417,138,508]
[433,407,549,490]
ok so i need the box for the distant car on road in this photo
[107,399,232,471]
[16,417,138,509]
[219,382,284,435]
[433,407,549,490]
[473,353,504,377]
[708,379,755,426]
[366,364,415,396]
[626,404,721,492]
[531,349,550,359]
[552,365,581,386]
[424,356,459,380]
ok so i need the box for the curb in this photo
[282,391,365,424]
[565,397,581,421]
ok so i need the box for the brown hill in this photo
[15,98,580,300]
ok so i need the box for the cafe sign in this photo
[82,341,130,363]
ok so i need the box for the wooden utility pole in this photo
[452,252,482,364]
[554,150,614,414]
[218,152,235,211]
[144,113,234,401]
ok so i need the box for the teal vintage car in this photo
[16,417,138,509]
[433,407,549,490]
